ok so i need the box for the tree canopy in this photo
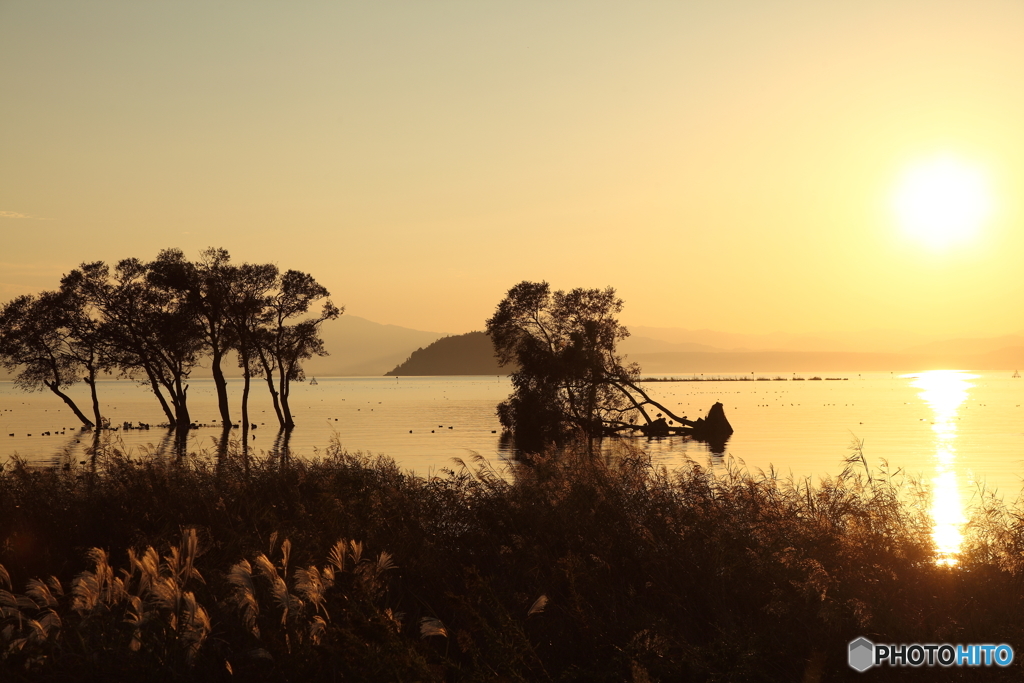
[0,248,340,433]
[486,280,730,452]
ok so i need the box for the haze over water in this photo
[5,369,1022,501]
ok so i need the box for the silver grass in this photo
[181,591,211,663]
[0,589,21,611]
[528,595,549,616]
[294,566,326,615]
[280,538,292,577]
[125,595,144,652]
[419,616,448,639]
[164,546,182,582]
[374,551,397,579]
[270,575,295,626]
[254,553,279,582]
[26,619,46,644]
[44,576,63,597]
[25,579,57,609]
[108,576,129,605]
[70,573,100,612]
[129,547,160,596]
[227,560,260,637]
[15,594,37,611]
[38,610,61,634]
[327,540,347,573]
[151,575,182,614]
[309,615,327,645]
[349,540,364,566]
[182,527,200,585]
[0,564,9,590]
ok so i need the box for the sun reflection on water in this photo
[908,370,975,566]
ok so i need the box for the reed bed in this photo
[1,437,1024,681]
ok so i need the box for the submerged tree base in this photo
[2,439,1023,681]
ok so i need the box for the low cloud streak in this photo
[0,210,47,220]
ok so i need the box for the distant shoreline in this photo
[639,375,848,382]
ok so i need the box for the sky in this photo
[2,1,1024,340]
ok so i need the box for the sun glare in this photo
[894,157,993,249]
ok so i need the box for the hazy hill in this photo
[305,315,446,376]
[385,332,510,376]
[900,335,1024,357]
[627,326,940,354]
[618,336,722,354]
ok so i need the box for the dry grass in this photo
[1,435,1024,681]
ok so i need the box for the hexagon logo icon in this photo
[848,637,874,672]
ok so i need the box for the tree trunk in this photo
[240,358,252,468]
[279,365,294,429]
[171,378,190,432]
[258,351,285,428]
[240,360,251,433]
[44,380,93,428]
[211,347,231,427]
[86,367,102,430]
[142,364,176,427]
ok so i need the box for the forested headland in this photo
[385,331,509,376]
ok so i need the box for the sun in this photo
[893,156,993,249]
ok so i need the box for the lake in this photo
[4,370,1024,510]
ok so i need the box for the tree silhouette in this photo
[2,248,343,436]
[0,290,102,428]
[72,258,203,431]
[148,248,237,428]
[487,280,723,452]
[254,270,341,429]
[221,261,279,437]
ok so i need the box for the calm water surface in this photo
[4,371,1024,534]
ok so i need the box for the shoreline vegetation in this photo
[3,438,1024,681]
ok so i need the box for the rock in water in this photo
[704,402,733,437]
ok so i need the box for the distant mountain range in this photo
[380,329,1024,375]
[304,315,444,376]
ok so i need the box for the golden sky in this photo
[2,1,1023,338]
